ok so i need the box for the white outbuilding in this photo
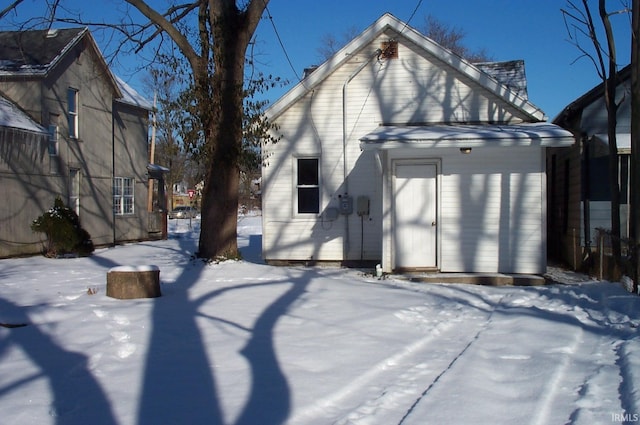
[262,13,574,274]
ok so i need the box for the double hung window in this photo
[67,88,78,139]
[113,177,134,215]
[296,158,319,214]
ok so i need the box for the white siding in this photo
[263,30,545,269]
[383,146,546,274]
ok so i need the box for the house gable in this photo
[267,13,545,124]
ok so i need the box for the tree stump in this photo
[106,265,161,299]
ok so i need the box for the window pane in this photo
[68,88,78,138]
[113,178,122,196]
[298,159,318,185]
[113,197,122,214]
[123,198,134,214]
[48,125,58,155]
[298,187,319,213]
[67,89,77,112]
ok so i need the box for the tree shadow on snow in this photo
[136,236,313,425]
[0,295,118,425]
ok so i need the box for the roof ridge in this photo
[266,13,545,122]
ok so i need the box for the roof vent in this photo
[46,29,59,38]
[380,41,398,59]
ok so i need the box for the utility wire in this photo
[401,0,425,35]
[262,2,303,83]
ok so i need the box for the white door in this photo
[393,163,437,269]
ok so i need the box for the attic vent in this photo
[380,41,398,59]
[46,29,59,38]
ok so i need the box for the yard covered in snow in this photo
[0,214,639,425]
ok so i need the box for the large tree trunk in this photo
[197,3,252,260]
[124,0,268,261]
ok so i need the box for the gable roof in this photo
[0,94,47,134]
[553,63,631,126]
[476,60,528,100]
[115,76,153,110]
[0,27,152,111]
[266,13,545,122]
[0,28,87,76]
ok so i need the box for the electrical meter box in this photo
[357,196,370,216]
[339,196,353,215]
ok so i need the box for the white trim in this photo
[67,87,79,139]
[292,155,321,218]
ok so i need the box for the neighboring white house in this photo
[262,13,574,274]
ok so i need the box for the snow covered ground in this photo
[1,214,639,425]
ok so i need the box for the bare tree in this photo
[144,63,191,211]
[562,0,626,269]
[317,26,361,61]
[420,15,492,63]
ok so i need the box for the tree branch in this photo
[0,0,26,20]
[124,0,202,72]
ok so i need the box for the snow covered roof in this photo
[0,28,87,76]
[0,27,126,103]
[147,163,170,173]
[476,60,528,100]
[115,76,153,110]
[0,95,47,134]
[360,123,575,150]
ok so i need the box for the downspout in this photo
[112,100,116,246]
[342,48,381,260]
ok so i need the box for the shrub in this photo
[31,197,94,257]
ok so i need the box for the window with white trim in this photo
[296,158,319,214]
[67,88,78,139]
[113,177,134,215]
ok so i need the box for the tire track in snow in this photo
[395,295,505,425]
[396,328,482,425]
[288,302,494,425]
[528,326,584,425]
